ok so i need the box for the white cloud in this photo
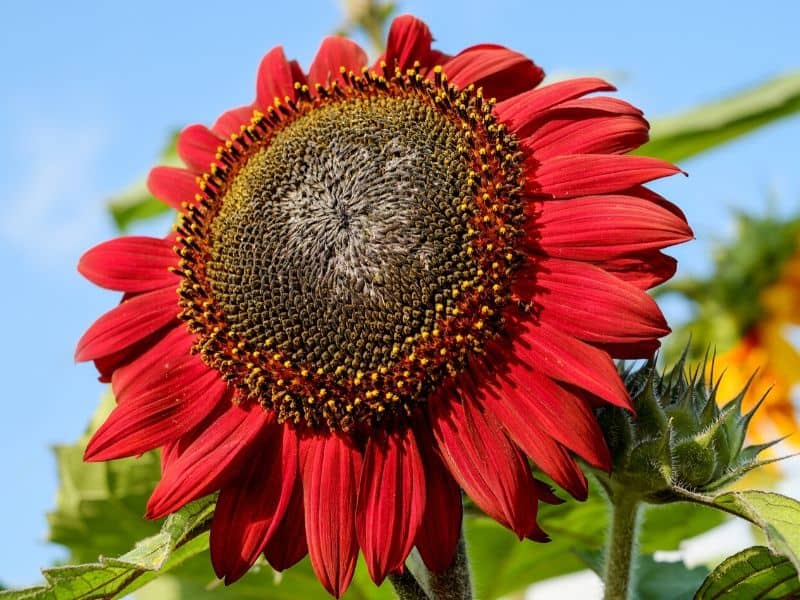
[0,120,108,266]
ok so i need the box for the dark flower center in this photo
[175,66,526,432]
[207,96,474,375]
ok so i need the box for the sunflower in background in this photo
[665,212,800,445]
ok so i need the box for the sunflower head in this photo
[174,63,526,433]
[596,352,781,503]
[75,13,691,597]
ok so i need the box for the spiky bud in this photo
[595,352,781,504]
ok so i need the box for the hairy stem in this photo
[389,570,429,600]
[427,527,472,600]
[603,493,641,600]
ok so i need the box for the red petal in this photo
[429,388,545,539]
[515,258,670,345]
[528,194,692,260]
[160,395,231,473]
[462,365,589,498]
[557,96,643,115]
[309,36,367,87]
[357,429,425,584]
[597,339,662,360]
[176,124,222,173]
[264,474,308,571]
[413,423,463,573]
[93,327,168,383]
[146,166,198,210]
[300,433,361,598]
[211,105,254,139]
[522,112,649,160]
[110,326,193,403]
[85,362,225,461]
[495,78,615,135]
[256,46,297,110]
[503,317,631,409]
[444,44,544,102]
[599,251,677,290]
[470,361,609,468]
[210,423,299,584]
[527,154,683,198]
[75,287,177,362]
[146,403,272,519]
[383,14,434,71]
[78,236,177,293]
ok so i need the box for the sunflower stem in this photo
[602,492,641,600]
[388,570,429,600]
[427,525,472,600]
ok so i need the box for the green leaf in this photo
[467,478,724,599]
[710,491,800,570]
[637,71,800,163]
[107,133,179,231]
[695,545,800,600]
[47,393,162,563]
[135,554,391,600]
[634,555,709,600]
[576,549,709,600]
[1,498,214,600]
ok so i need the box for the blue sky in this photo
[1,0,798,586]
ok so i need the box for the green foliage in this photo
[48,394,162,562]
[578,549,709,600]
[638,71,800,163]
[695,546,800,600]
[137,556,394,600]
[634,556,709,600]
[0,498,214,600]
[336,1,395,53]
[709,491,800,571]
[660,212,800,362]
[106,133,178,231]
[466,478,724,599]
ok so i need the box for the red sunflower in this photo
[76,14,691,598]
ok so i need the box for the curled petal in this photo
[210,423,298,584]
[357,428,425,584]
[495,78,615,135]
[300,433,361,598]
[599,251,678,290]
[429,387,546,540]
[309,36,368,87]
[264,474,308,571]
[146,404,272,519]
[147,166,198,210]
[444,44,544,102]
[413,423,462,572]
[383,14,434,71]
[256,46,298,110]
[176,124,222,173]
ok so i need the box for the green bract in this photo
[595,353,779,503]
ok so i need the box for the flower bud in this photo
[595,352,780,503]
